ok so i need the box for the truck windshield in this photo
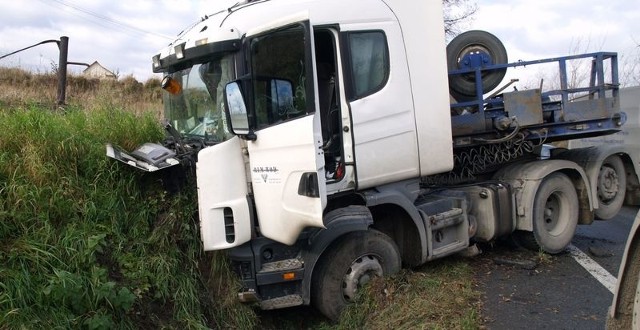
[163,53,236,142]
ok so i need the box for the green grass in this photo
[0,105,256,328]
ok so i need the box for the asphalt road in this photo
[475,206,638,330]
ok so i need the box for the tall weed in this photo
[0,66,163,118]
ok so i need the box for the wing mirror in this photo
[225,81,255,140]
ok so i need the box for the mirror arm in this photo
[240,131,257,141]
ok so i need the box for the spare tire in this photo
[447,30,508,101]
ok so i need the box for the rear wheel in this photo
[311,229,401,321]
[515,173,579,254]
[595,155,626,220]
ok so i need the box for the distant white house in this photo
[82,61,116,80]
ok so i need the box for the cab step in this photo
[260,294,303,310]
[259,257,303,273]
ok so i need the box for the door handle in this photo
[298,172,319,198]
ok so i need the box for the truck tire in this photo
[595,155,626,220]
[606,238,640,329]
[515,173,579,254]
[311,229,401,321]
[447,30,508,101]
[633,272,640,329]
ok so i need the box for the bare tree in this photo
[621,39,640,87]
[521,37,613,92]
[443,0,478,40]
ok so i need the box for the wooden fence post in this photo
[56,36,69,106]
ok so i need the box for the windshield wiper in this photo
[164,121,186,154]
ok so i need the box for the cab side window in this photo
[345,31,389,99]
[251,24,308,130]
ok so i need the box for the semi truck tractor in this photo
[107,0,640,320]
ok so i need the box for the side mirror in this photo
[224,82,253,139]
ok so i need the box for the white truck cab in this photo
[152,0,453,248]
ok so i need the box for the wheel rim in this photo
[342,255,383,302]
[543,191,568,236]
[456,45,492,81]
[598,165,620,204]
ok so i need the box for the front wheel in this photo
[595,155,626,220]
[311,229,401,321]
[516,173,579,254]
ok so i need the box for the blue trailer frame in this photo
[448,52,623,148]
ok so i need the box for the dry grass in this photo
[338,258,481,329]
[257,258,482,329]
[0,66,163,117]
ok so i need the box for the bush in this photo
[0,105,256,328]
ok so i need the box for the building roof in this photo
[82,61,116,79]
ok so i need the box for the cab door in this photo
[232,19,326,245]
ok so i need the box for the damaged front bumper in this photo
[106,142,180,172]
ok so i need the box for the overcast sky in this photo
[1,0,638,85]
